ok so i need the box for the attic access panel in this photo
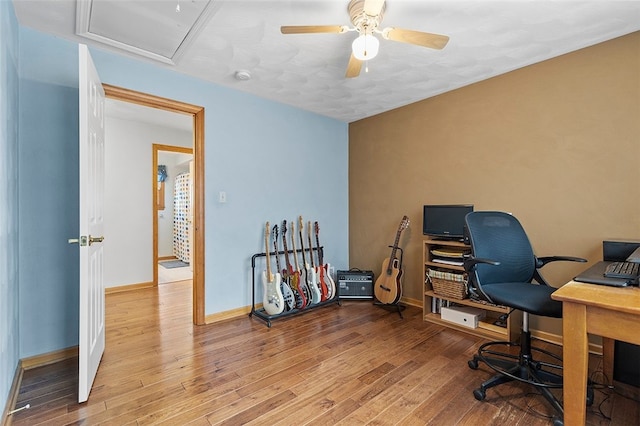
[76,0,217,64]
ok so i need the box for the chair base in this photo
[469,331,595,425]
[468,330,574,424]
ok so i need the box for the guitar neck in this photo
[315,221,324,265]
[298,216,308,268]
[273,240,282,272]
[299,232,309,268]
[307,221,316,268]
[291,223,301,271]
[386,216,409,274]
[282,228,292,271]
[264,222,272,281]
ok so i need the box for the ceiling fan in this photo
[281,0,449,78]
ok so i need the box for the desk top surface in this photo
[552,281,640,315]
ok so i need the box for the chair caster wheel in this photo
[587,386,594,406]
[552,417,563,426]
[473,388,486,401]
[468,359,479,370]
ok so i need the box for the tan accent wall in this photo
[349,32,640,336]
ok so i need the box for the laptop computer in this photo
[574,261,638,287]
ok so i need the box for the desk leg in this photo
[602,337,615,386]
[562,301,588,425]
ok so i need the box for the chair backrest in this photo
[465,211,537,287]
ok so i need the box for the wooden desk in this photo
[552,281,640,425]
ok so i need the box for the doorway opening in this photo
[104,84,206,325]
[155,145,194,285]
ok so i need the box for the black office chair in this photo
[463,211,589,425]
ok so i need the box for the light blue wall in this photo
[17,27,349,357]
[18,79,79,357]
[0,0,20,409]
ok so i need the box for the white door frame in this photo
[103,84,206,325]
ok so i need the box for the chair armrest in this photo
[463,257,500,271]
[536,256,587,268]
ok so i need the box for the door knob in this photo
[68,236,103,246]
[89,235,104,245]
[68,236,88,246]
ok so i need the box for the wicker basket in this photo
[427,269,468,300]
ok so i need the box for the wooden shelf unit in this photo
[422,238,521,342]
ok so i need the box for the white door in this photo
[78,44,106,403]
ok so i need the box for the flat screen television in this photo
[423,204,474,240]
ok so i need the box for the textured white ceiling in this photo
[13,0,640,123]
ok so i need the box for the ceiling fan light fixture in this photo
[352,34,379,61]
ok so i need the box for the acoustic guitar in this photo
[262,221,285,315]
[374,215,410,305]
[272,224,294,311]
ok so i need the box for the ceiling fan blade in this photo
[345,53,362,78]
[382,28,449,50]
[281,25,346,35]
[363,0,385,16]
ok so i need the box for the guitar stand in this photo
[374,246,405,319]
[373,300,406,318]
[249,247,341,328]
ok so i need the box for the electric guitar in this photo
[374,215,410,305]
[272,224,295,312]
[314,221,335,300]
[309,220,328,301]
[299,216,321,305]
[282,220,306,309]
[262,221,284,315]
[290,220,310,308]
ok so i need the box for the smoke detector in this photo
[234,70,252,81]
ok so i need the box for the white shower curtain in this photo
[173,172,191,263]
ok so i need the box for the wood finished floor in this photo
[10,280,639,425]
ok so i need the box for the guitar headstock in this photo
[272,223,279,242]
[298,215,304,234]
[400,215,410,231]
[314,221,319,236]
[265,221,270,239]
[281,220,287,238]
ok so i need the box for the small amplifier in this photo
[337,269,374,299]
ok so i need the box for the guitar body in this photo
[323,263,336,300]
[297,267,310,305]
[374,258,403,304]
[316,265,329,301]
[313,222,335,301]
[290,269,306,309]
[263,221,285,315]
[262,270,285,315]
[306,266,322,304]
[280,280,295,311]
